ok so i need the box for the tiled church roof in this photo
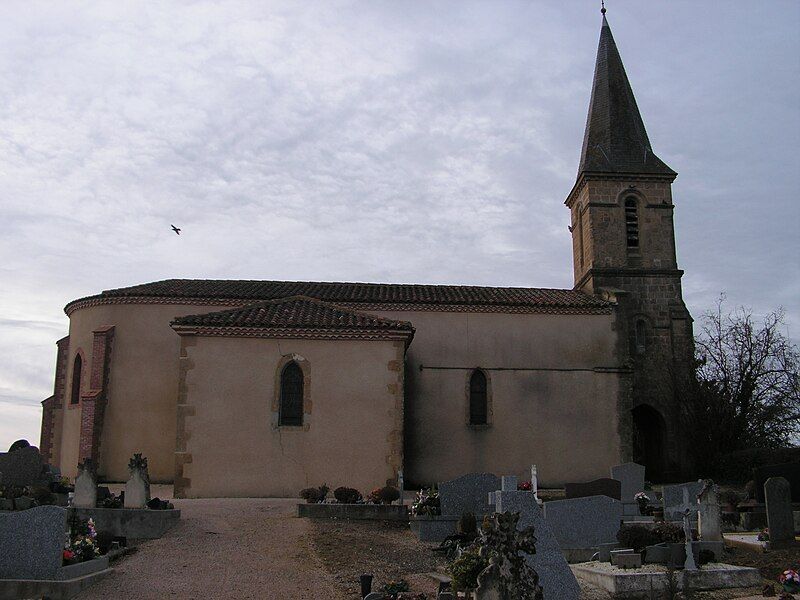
[578,15,675,177]
[65,278,612,315]
[171,295,414,335]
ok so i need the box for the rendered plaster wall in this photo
[175,336,404,498]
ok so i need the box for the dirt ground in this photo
[310,518,447,597]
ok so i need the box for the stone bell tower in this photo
[565,12,694,480]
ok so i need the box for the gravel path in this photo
[78,498,345,600]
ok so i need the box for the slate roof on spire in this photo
[578,15,675,177]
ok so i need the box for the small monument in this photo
[697,480,722,542]
[531,464,539,502]
[72,459,97,509]
[124,453,151,509]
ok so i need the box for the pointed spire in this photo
[578,14,675,177]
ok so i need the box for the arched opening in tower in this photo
[631,404,666,482]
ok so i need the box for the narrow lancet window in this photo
[70,354,82,405]
[635,319,647,355]
[469,370,488,425]
[625,197,639,248]
[279,361,304,426]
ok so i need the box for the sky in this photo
[1,1,799,450]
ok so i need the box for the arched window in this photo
[469,370,488,425]
[279,361,304,426]
[624,197,639,248]
[635,319,647,355]
[70,354,82,405]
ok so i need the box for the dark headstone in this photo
[439,473,500,517]
[565,478,621,500]
[8,439,31,452]
[0,506,66,579]
[610,462,645,502]
[764,477,796,548]
[0,446,47,487]
[543,495,623,550]
[755,462,800,503]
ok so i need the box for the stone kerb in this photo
[495,490,580,600]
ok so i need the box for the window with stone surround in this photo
[279,361,304,426]
[469,369,488,425]
[624,197,639,248]
[70,354,82,405]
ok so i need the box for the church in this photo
[39,14,694,498]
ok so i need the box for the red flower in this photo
[63,549,75,561]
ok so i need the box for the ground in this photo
[75,493,800,599]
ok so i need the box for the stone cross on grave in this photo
[531,464,539,502]
[682,509,697,571]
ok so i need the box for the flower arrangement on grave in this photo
[333,486,362,504]
[410,487,440,516]
[517,481,532,491]
[634,491,650,515]
[780,569,800,593]
[63,517,100,565]
[757,528,770,542]
[449,547,488,592]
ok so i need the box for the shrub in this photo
[616,525,658,552]
[652,522,685,543]
[299,485,329,504]
[448,547,487,592]
[457,512,477,536]
[333,487,362,504]
[709,447,800,484]
[377,486,400,504]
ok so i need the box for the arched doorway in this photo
[632,404,666,482]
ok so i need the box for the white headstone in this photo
[72,463,97,509]
[697,480,722,542]
[125,469,148,508]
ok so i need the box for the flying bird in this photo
[171,224,181,235]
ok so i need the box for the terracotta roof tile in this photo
[171,296,414,334]
[68,278,610,314]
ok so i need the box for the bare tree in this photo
[683,297,800,472]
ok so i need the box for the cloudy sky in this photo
[1,1,798,450]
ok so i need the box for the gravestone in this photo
[501,475,518,491]
[495,490,580,600]
[662,481,704,520]
[610,462,645,502]
[755,462,800,503]
[73,460,97,509]
[0,445,47,487]
[764,477,795,549]
[124,454,151,509]
[439,473,500,517]
[543,495,622,550]
[697,480,722,542]
[682,509,697,571]
[0,506,67,579]
[564,478,621,501]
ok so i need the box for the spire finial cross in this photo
[601,0,606,15]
